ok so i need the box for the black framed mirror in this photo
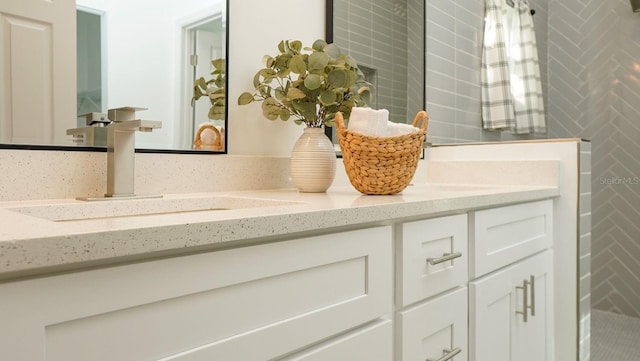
[0,0,229,154]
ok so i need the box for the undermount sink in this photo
[6,195,302,222]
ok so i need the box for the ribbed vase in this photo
[290,127,336,193]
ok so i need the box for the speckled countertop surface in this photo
[0,184,558,281]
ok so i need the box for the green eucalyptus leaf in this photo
[312,39,327,51]
[358,87,372,105]
[290,55,307,74]
[308,52,330,70]
[253,72,262,88]
[208,92,225,100]
[344,55,358,69]
[319,90,337,105]
[275,55,290,71]
[277,68,291,78]
[262,100,281,120]
[304,74,323,90]
[262,55,274,67]
[323,43,341,59]
[289,40,303,53]
[275,87,286,100]
[259,68,277,81]
[344,70,357,87]
[279,110,291,121]
[197,77,207,89]
[328,69,347,87]
[287,87,307,100]
[237,92,255,105]
[212,58,225,71]
[208,105,225,120]
[293,101,317,122]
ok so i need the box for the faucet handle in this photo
[108,119,162,132]
[108,106,148,122]
[79,112,110,126]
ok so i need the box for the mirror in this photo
[325,0,425,128]
[1,0,227,152]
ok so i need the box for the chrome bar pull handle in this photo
[427,252,462,266]
[426,347,462,361]
[529,275,536,317]
[516,279,530,322]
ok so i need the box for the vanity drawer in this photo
[397,214,468,306]
[0,227,393,361]
[397,287,468,361]
[469,199,553,278]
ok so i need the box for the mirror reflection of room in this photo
[327,0,425,148]
[75,0,226,151]
[0,0,226,151]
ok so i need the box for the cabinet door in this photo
[512,250,554,361]
[0,227,392,361]
[398,287,468,361]
[469,250,553,361]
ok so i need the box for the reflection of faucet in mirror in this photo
[66,112,111,146]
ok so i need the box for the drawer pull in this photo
[427,252,462,265]
[426,347,462,361]
[516,278,532,322]
[530,275,536,316]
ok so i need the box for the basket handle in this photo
[335,111,346,131]
[193,124,223,150]
[412,110,429,130]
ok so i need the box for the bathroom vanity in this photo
[0,183,558,361]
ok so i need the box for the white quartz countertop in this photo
[0,183,558,281]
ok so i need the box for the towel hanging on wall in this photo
[481,0,546,134]
[481,0,516,130]
[507,0,546,134]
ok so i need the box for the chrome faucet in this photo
[105,107,161,198]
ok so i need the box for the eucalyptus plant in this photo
[238,39,371,128]
[192,58,226,120]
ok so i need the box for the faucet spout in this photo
[106,119,162,198]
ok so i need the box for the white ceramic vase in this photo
[290,127,336,193]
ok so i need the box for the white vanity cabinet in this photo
[0,196,557,361]
[395,214,469,361]
[0,227,393,361]
[469,200,554,361]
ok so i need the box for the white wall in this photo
[227,0,325,156]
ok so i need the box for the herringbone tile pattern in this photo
[548,0,640,317]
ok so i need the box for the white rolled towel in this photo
[347,107,389,137]
[385,121,419,136]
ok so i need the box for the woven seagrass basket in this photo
[336,110,429,195]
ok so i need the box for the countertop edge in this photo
[0,186,559,282]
